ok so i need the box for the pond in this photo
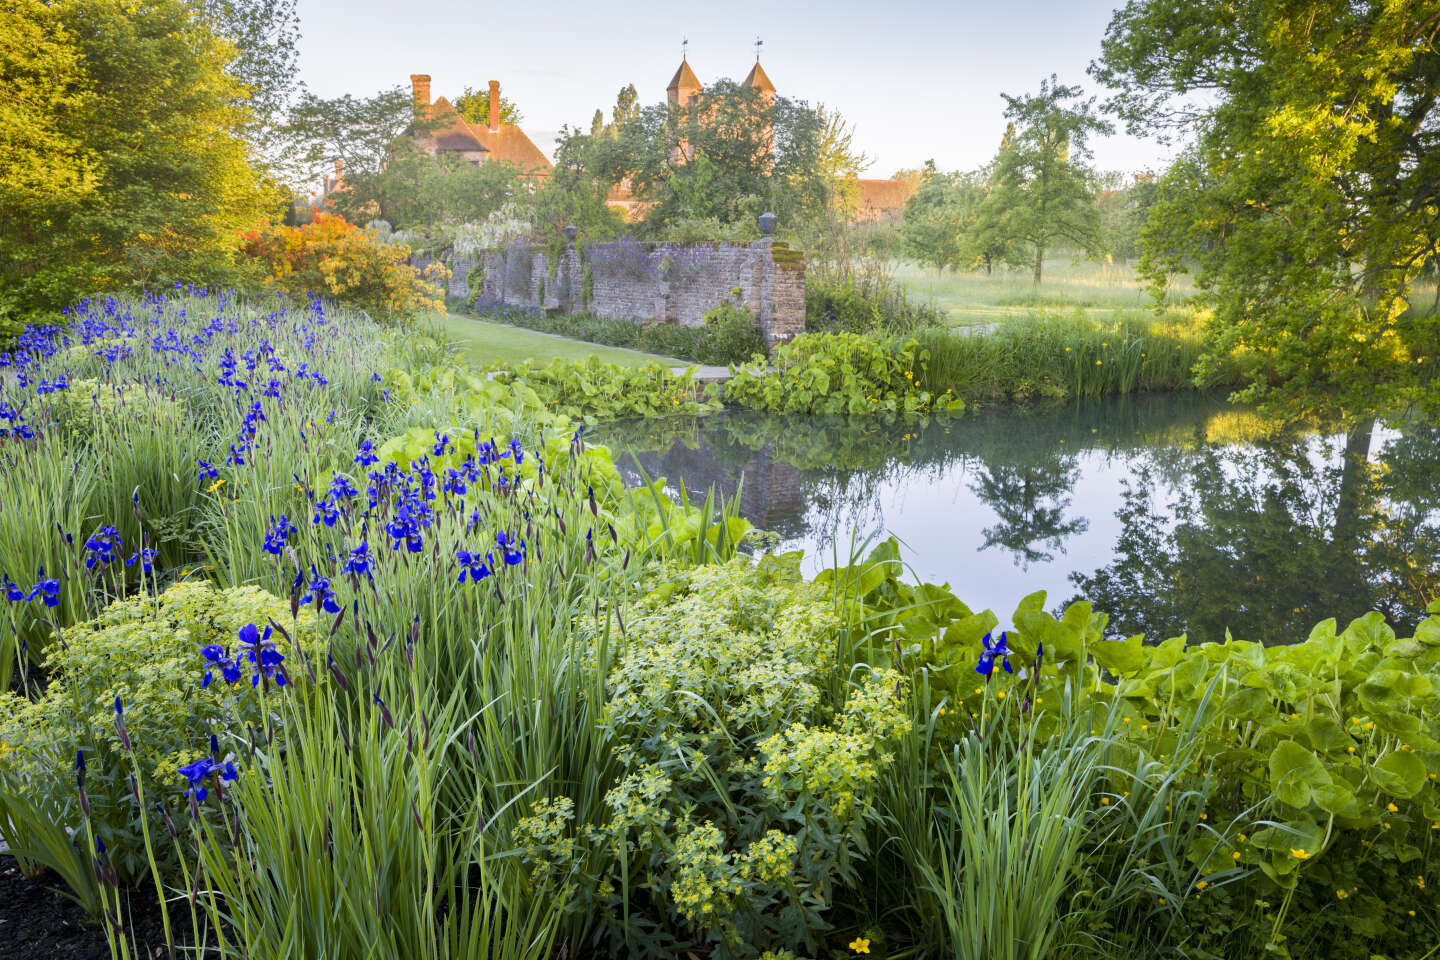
[592,394,1440,644]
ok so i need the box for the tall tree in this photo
[970,77,1112,284]
[557,79,862,237]
[454,86,524,128]
[284,85,416,187]
[0,0,276,322]
[199,0,299,153]
[1093,1,1440,419]
[900,162,965,274]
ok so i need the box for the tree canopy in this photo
[556,79,864,239]
[0,0,277,323]
[970,77,1112,284]
[1093,0,1440,418]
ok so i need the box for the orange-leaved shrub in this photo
[240,213,447,318]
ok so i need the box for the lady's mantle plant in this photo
[513,555,909,959]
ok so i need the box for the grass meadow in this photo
[893,256,1197,329]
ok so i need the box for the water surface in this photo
[594,396,1440,643]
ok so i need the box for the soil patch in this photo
[0,856,213,959]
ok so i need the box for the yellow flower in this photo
[1388,802,1399,813]
[1291,848,1310,860]
[1194,880,1209,891]
[1096,360,1103,365]
[938,706,947,716]
[207,478,226,492]
[849,938,871,954]
[1232,851,1241,860]
[997,691,1006,700]
[1419,876,1427,890]
[1101,797,1111,805]
[1336,889,1349,900]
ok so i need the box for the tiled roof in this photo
[854,178,918,221]
[667,58,702,94]
[743,60,775,93]
[422,97,552,173]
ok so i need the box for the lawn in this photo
[427,311,684,368]
[893,256,1196,328]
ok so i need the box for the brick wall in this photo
[447,238,805,350]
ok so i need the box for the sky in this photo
[294,0,1176,178]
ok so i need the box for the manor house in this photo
[407,75,552,175]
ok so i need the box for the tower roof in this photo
[667,58,701,94]
[743,60,775,93]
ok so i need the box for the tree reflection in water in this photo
[594,397,1440,644]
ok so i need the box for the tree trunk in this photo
[1332,418,1375,545]
[1034,245,1044,284]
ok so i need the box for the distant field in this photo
[427,312,683,369]
[893,257,1196,328]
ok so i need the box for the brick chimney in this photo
[488,80,500,133]
[410,74,431,117]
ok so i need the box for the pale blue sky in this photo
[294,0,1174,177]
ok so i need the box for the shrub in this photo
[517,556,910,957]
[0,582,322,883]
[240,213,446,317]
[693,300,765,366]
[723,331,965,415]
[805,275,944,336]
[839,539,1440,959]
[484,356,721,421]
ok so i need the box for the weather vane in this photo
[682,37,689,61]
[754,36,763,62]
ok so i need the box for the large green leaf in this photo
[1091,634,1146,676]
[1371,750,1427,799]
[1268,740,1332,808]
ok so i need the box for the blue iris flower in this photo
[343,539,372,577]
[83,526,122,570]
[328,473,358,500]
[977,631,1013,677]
[354,440,379,467]
[262,515,295,555]
[301,569,341,614]
[3,575,25,603]
[312,497,341,527]
[495,531,525,566]
[126,547,157,573]
[28,575,60,607]
[455,549,493,583]
[178,758,213,800]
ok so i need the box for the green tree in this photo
[970,77,1112,284]
[1094,170,1158,263]
[900,161,995,274]
[199,0,299,153]
[284,85,416,186]
[1093,0,1440,418]
[0,0,277,322]
[339,142,524,232]
[558,79,861,237]
[454,85,524,128]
